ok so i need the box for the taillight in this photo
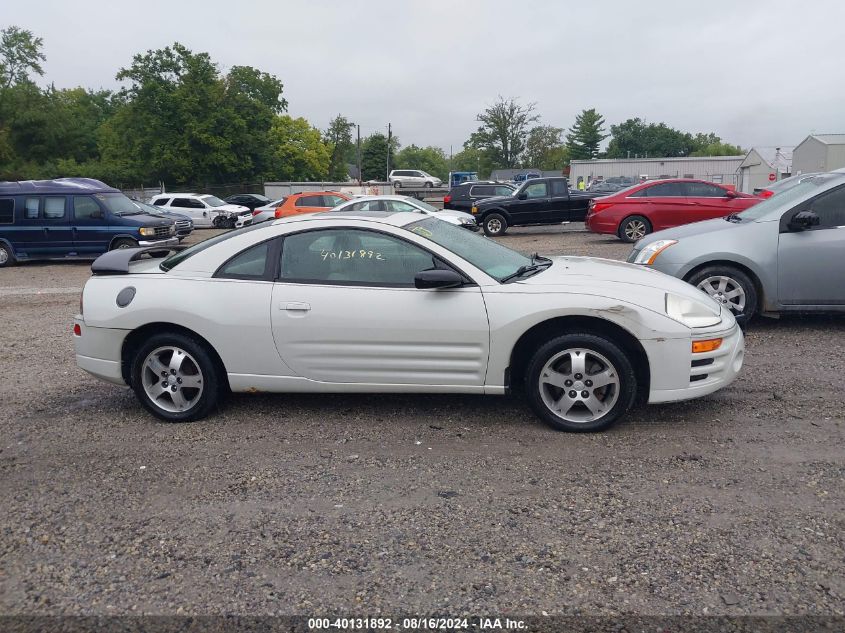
[275,209,284,218]
[73,323,81,336]
[758,190,774,198]
[443,194,452,204]
[252,209,261,216]
[590,202,613,213]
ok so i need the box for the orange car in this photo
[256,191,350,221]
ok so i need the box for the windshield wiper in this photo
[725,212,743,222]
[501,253,552,283]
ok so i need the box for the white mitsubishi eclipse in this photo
[74,210,744,432]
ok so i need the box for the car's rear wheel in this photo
[393,181,402,189]
[424,181,433,188]
[526,333,637,432]
[0,242,15,267]
[111,238,137,250]
[688,265,758,325]
[482,213,508,237]
[619,215,651,242]
[131,332,220,422]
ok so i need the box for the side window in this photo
[44,197,66,219]
[0,199,13,224]
[279,229,438,286]
[73,196,103,219]
[471,185,493,197]
[295,195,322,207]
[809,186,845,228]
[386,200,420,213]
[325,195,345,207]
[216,241,272,279]
[495,186,514,196]
[171,198,192,208]
[152,198,170,206]
[645,183,684,197]
[524,182,548,199]
[685,182,726,197]
[550,180,568,196]
[24,198,40,219]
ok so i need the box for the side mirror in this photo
[724,189,738,198]
[517,192,527,200]
[415,269,464,289]
[788,209,820,231]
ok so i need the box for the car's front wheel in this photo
[393,181,402,189]
[111,238,138,250]
[482,213,508,237]
[619,215,652,242]
[688,265,758,325]
[424,181,433,188]
[131,332,220,422]
[526,333,637,432]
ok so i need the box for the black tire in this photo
[482,212,508,237]
[687,265,758,325]
[618,215,652,243]
[130,331,220,422]
[525,333,637,432]
[111,238,138,250]
[393,181,402,189]
[424,181,433,188]
[0,242,15,267]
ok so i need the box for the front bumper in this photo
[647,324,745,404]
[138,237,179,247]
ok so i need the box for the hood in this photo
[436,209,474,220]
[148,209,191,221]
[514,255,722,315]
[635,216,748,248]
[213,204,249,214]
[120,213,173,227]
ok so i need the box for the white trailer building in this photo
[792,134,845,174]
[569,156,744,188]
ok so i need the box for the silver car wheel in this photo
[624,220,647,241]
[0,247,8,264]
[538,348,620,423]
[696,276,746,314]
[487,218,502,233]
[141,346,204,413]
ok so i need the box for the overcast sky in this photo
[5,0,844,153]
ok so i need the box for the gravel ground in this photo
[1,224,843,619]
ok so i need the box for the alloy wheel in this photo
[624,220,647,241]
[538,348,620,423]
[0,247,8,264]
[141,346,204,413]
[696,276,746,314]
[487,218,502,234]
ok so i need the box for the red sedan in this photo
[585,179,761,242]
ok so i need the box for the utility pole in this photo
[386,122,392,181]
[356,125,362,186]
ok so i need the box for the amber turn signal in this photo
[692,338,722,353]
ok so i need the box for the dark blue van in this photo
[0,178,177,267]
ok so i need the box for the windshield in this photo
[738,176,839,221]
[96,193,144,215]
[200,195,227,207]
[405,217,533,281]
[410,199,439,213]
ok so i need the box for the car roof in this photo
[0,177,120,195]
[273,210,423,227]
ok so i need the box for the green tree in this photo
[0,26,46,88]
[450,145,495,179]
[469,97,539,169]
[360,132,397,181]
[325,114,355,181]
[565,108,608,160]
[267,115,330,181]
[524,125,568,170]
[605,118,695,158]
[394,144,448,181]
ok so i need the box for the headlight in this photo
[665,293,722,328]
[634,239,677,265]
[459,217,474,225]
[139,227,154,236]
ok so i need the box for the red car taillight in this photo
[73,323,81,336]
[590,202,614,213]
[443,194,452,204]
[252,209,261,216]
[758,190,774,198]
[274,209,284,218]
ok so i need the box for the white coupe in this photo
[74,210,745,431]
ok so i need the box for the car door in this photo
[777,184,845,306]
[270,227,490,386]
[71,195,109,255]
[684,182,736,221]
[548,179,573,221]
[512,180,551,224]
[171,198,210,226]
[36,196,73,254]
[2,197,39,256]
[291,194,331,216]
[639,182,691,231]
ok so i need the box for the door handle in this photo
[283,302,311,312]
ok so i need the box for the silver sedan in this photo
[332,195,478,230]
[628,172,845,323]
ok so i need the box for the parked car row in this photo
[149,193,252,229]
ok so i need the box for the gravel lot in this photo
[1,224,843,619]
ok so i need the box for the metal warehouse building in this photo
[569,156,744,188]
[792,134,845,174]
[737,147,793,194]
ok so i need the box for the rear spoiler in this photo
[91,245,187,275]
